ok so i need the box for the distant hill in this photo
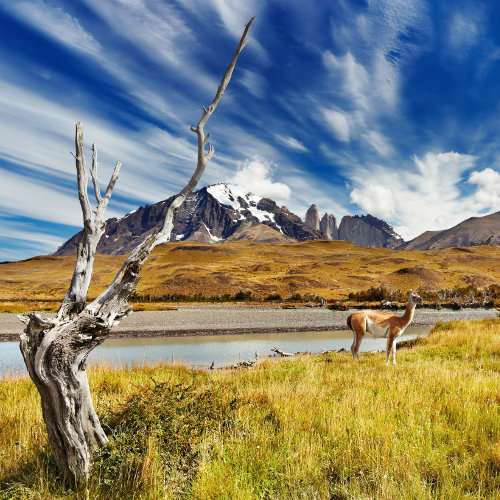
[401,211,500,250]
[4,241,500,309]
[54,184,403,256]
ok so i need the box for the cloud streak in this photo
[3,0,101,56]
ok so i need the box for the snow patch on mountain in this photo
[207,183,261,210]
[207,183,277,225]
[203,223,221,242]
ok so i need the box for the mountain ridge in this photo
[401,211,500,250]
[54,183,403,256]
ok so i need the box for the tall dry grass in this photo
[0,319,499,498]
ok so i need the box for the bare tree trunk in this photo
[18,17,254,482]
[19,313,109,479]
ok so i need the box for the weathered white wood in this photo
[19,312,109,480]
[58,123,122,321]
[18,18,254,481]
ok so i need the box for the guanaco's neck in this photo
[400,301,417,327]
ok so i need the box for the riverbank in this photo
[1,305,498,342]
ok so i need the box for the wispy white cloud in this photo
[0,77,225,240]
[83,0,193,67]
[350,183,395,219]
[0,167,96,227]
[2,0,220,128]
[322,51,369,110]
[468,168,500,211]
[0,220,66,261]
[321,108,351,142]
[320,50,394,155]
[206,0,256,39]
[238,69,265,98]
[3,0,101,56]
[448,8,484,54]
[201,0,267,61]
[348,151,482,240]
[320,0,430,160]
[274,134,309,152]
[361,130,394,157]
[228,157,291,201]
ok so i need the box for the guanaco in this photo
[347,290,422,364]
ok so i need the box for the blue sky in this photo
[1,0,500,261]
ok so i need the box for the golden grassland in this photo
[0,318,499,499]
[2,241,500,312]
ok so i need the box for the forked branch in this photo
[57,123,122,320]
[157,16,255,245]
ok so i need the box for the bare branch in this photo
[90,144,102,205]
[271,347,295,357]
[198,16,255,130]
[95,161,122,222]
[75,122,92,225]
[154,17,255,245]
[86,17,254,322]
[205,143,215,162]
[104,161,121,201]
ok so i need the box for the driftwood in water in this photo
[271,347,311,357]
[18,17,254,482]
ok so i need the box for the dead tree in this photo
[18,18,254,482]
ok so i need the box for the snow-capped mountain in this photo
[54,184,324,256]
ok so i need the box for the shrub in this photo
[264,294,282,302]
[232,290,253,301]
[93,382,240,497]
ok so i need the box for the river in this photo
[1,306,496,377]
[0,327,431,376]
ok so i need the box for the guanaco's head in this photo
[409,289,423,305]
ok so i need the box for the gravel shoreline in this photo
[0,305,497,342]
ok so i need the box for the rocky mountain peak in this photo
[53,184,404,256]
[305,204,320,231]
[320,213,338,240]
[338,214,403,248]
[54,184,323,256]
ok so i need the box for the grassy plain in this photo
[2,241,500,312]
[0,319,499,499]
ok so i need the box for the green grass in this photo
[1,319,499,499]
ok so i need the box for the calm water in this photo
[0,327,430,377]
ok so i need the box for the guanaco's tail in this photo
[347,314,353,331]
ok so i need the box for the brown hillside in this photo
[402,211,500,250]
[2,241,500,309]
